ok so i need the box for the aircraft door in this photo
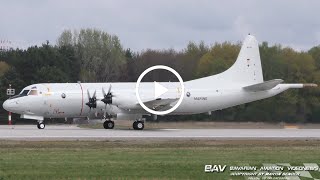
[56,83,83,118]
[38,84,51,117]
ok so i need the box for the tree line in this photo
[0,28,319,123]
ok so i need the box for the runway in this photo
[0,125,319,140]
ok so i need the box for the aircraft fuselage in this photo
[3,82,297,120]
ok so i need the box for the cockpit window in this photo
[28,90,38,95]
[9,89,30,99]
[21,90,30,96]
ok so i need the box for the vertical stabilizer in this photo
[225,34,264,84]
[186,35,264,87]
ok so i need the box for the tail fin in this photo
[187,34,264,87]
[225,34,264,84]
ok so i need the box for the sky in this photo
[0,0,320,51]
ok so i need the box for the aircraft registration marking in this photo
[194,97,207,100]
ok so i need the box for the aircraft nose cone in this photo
[3,100,15,112]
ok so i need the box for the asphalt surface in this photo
[0,125,319,141]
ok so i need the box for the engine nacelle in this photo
[96,101,106,110]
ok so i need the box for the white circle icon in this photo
[135,65,185,115]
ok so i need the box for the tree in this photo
[35,66,69,83]
[0,61,10,77]
[57,30,74,47]
[57,28,126,82]
[195,42,240,78]
[309,46,320,70]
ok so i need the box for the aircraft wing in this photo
[142,98,178,111]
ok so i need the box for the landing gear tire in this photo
[103,120,114,129]
[133,121,144,130]
[37,122,45,129]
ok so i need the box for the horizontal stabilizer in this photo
[243,79,284,92]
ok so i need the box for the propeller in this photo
[101,85,113,105]
[101,85,115,120]
[86,89,97,109]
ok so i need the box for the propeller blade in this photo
[93,90,96,98]
[102,87,107,96]
[87,89,91,99]
[108,84,112,94]
[85,89,91,109]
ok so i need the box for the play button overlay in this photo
[135,65,185,115]
[154,81,168,99]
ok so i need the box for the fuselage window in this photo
[28,90,38,95]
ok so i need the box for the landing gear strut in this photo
[37,121,45,129]
[133,120,144,130]
[103,120,114,129]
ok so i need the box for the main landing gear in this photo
[102,114,115,129]
[103,120,114,129]
[37,121,45,129]
[102,115,145,130]
[133,120,144,130]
